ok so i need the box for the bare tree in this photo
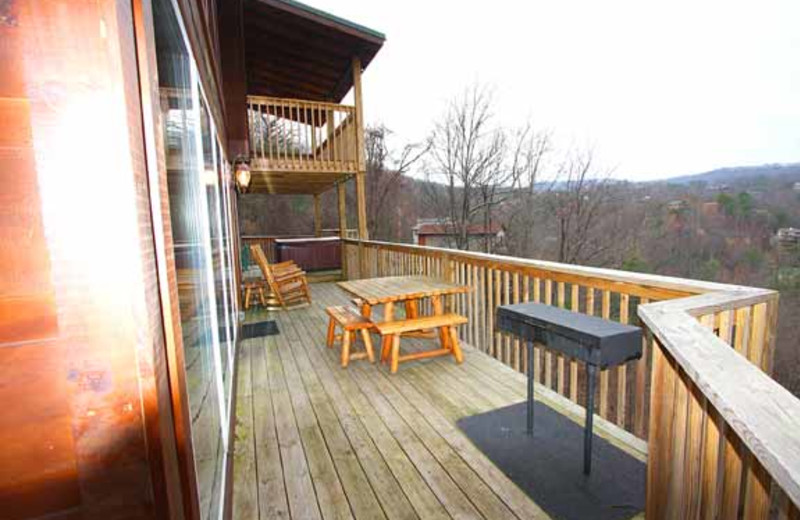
[546,148,618,265]
[503,126,553,257]
[365,125,428,240]
[425,84,520,252]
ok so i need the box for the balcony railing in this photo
[247,95,360,173]
[341,238,800,518]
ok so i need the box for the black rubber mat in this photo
[457,401,645,520]
[241,320,279,339]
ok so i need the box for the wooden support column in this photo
[313,193,322,237]
[352,56,368,276]
[337,181,348,278]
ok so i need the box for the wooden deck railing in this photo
[342,239,799,517]
[247,95,360,173]
[640,291,799,518]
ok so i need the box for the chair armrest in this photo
[274,270,306,282]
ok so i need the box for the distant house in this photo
[701,201,720,217]
[412,218,504,250]
[775,228,800,263]
[793,182,800,192]
[776,228,800,245]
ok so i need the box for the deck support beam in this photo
[352,56,369,277]
[352,56,368,277]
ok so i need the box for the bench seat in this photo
[374,313,468,373]
[325,305,375,367]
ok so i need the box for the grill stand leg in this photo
[584,363,597,475]
[526,341,534,435]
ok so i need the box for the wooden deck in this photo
[232,283,647,520]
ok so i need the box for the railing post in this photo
[762,293,780,374]
[443,252,454,283]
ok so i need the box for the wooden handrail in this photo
[340,238,797,516]
[342,238,754,300]
[640,293,798,517]
[247,95,355,112]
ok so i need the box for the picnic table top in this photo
[337,275,470,305]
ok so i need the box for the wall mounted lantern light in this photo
[233,157,251,193]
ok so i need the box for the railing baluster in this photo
[634,296,649,437]
[544,279,553,388]
[646,338,677,518]
[556,281,566,395]
[512,272,521,372]
[599,290,611,418]
[473,264,481,351]
[700,404,724,519]
[522,275,531,374]
[568,284,580,402]
[493,270,501,360]
[503,270,511,366]
[616,293,630,428]
[683,314,707,518]
[748,302,767,369]
[743,457,772,519]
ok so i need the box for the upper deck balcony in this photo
[247,95,361,179]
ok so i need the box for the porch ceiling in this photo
[243,0,384,103]
[247,170,350,194]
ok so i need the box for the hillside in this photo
[657,162,800,185]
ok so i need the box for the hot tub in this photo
[274,236,341,271]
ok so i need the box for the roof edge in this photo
[263,0,386,44]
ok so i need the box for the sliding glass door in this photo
[152,0,238,517]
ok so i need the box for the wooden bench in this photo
[374,313,468,374]
[325,305,375,367]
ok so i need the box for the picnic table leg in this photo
[404,299,418,319]
[390,335,401,373]
[383,301,394,322]
[380,336,391,363]
[360,302,372,319]
[527,340,535,435]
[341,331,352,368]
[431,294,450,349]
[448,327,463,364]
[360,329,375,363]
[584,363,598,475]
[326,318,336,348]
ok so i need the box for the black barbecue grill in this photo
[496,302,642,474]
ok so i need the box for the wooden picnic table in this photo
[337,276,472,372]
[337,275,470,322]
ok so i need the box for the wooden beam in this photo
[352,56,368,249]
[352,56,367,173]
[313,194,322,237]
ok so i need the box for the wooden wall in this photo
[0,0,185,518]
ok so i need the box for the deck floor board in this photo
[233,283,644,520]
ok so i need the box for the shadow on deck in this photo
[232,283,647,520]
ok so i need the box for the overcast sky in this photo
[314,0,800,181]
